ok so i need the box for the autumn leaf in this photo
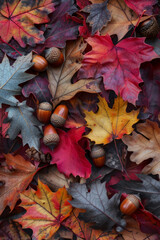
[0,154,37,215]
[113,174,160,219]
[64,208,118,240]
[124,0,157,15]
[22,74,52,103]
[78,34,158,104]
[17,180,72,240]
[82,0,111,35]
[0,53,35,107]
[0,0,55,47]
[42,127,91,178]
[123,120,160,176]
[0,220,31,240]
[45,0,80,49]
[121,217,157,240]
[84,95,139,145]
[47,38,101,108]
[68,180,123,231]
[4,101,42,150]
[137,59,160,121]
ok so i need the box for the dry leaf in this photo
[123,120,160,176]
[47,38,101,108]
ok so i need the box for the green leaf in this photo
[0,53,35,107]
[5,101,42,150]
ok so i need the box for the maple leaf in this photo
[78,34,158,104]
[64,208,118,240]
[4,101,42,150]
[82,0,111,35]
[122,120,160,176]
[101,0,150,40]
[124,0,157,15]
[42,127,91,178]
[17,180,72,240]
[137,60,160,121]
[0,153,37,215]
[45,0,80,49]
[0,220,30,240]
[113,174,160,218]
[0,53,35,107]
[84,95,139,145]
[68,180,123,231]
[22,74,52,103]
[0,0,55,47]
[47,38,101,108]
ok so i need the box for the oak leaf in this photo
[84,95,139,145]
[0,53,35,107]
[17,180,72,240]
[47,38,101,108]
[122,120,160,176]
[64,208,118,240]
[5,101,42,150]
[42,127,91,178]
[0,154,37,215]
[0,0,55,47]
[78,34,158,104]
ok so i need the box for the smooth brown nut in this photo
[120,195,140,215]
[45,47,64,67]
[43,124,59,146]
[32,55,48,72]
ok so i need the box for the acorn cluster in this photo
[37,103,68,147]
[32,47,64,72]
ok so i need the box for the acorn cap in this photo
[45,47,62,64]
[43,133,60,146]
[139,17,159,38]
[39,102,52,111]
[126,194,140,208]
[91,145,105,159]
[51,113,66,127]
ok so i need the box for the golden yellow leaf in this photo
[84,95,139,144]
[123,120,160,176]
[47,38,101,108]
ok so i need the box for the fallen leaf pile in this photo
[0,0,160,239]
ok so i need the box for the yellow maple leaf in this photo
[84,95,139,144]
[16,180,72,240]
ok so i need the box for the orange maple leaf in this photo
[17,180,73,240]
[0,0,55,47]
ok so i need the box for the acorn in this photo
[37,102,52,123]
[45,47,64,67]
[32,55,48,72]
[90,145,105,167]
[43,124,60,146]
[138,17,159,38]
[120,195,140,215]
[51,105,68,127]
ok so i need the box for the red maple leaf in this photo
[78,34,158,104]
[42,127,91,179]
[124,0,157,15]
